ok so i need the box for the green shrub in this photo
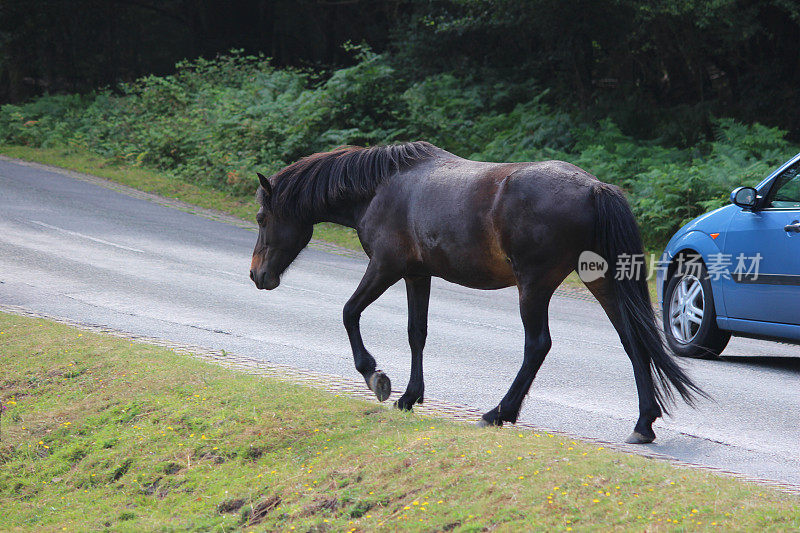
[1,52,797,248]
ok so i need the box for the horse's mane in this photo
[260,141,437,220]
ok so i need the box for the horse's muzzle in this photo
[250,270,280,290]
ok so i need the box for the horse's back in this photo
[367,155,520,287]
[363,154,599,288]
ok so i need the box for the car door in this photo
[722,160,800,325]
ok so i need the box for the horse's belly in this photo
[438,270,516,290]
[421,246,517,289]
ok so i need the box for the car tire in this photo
[663,260,731,359]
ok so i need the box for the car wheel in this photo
[663,261,731,359]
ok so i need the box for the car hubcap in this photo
[669,275,704,344]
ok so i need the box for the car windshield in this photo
[769,161,800,208]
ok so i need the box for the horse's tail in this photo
[592,183,706,413]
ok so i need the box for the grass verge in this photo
[0,144,362,250]
[1,312,798,531]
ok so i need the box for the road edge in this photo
[0,154,365,260]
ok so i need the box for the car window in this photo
[769,161,800,208]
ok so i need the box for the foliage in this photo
[626,119,792,244]
[391,0,800,138]
[0,52,797,247]
[0,0,400,103]
[3,1,800,142]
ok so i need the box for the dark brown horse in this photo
[249,141,703,444]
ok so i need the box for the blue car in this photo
[657,153,800,358]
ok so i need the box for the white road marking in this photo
[281,282,337,297]
[30,220,145,253]
[209,268,243,278]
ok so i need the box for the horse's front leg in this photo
[395,276,431,411]
[343,259,401,402]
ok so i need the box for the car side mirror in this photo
[730,186,758,210]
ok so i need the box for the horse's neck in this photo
[313,197,370,229]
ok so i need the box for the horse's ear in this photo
[257,173,272,196]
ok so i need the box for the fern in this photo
[0,52,797,247]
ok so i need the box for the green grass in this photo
[1,312,798,531]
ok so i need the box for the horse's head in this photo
[250,173,313,290]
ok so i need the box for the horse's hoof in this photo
[625,431,655,444]
[477,406,504,428]
[393,399,412,412]
[368,371,391,402]
[394,391,424,411]
[394,395,421,411]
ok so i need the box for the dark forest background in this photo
[2,0,799,246]
[3,0,799,138]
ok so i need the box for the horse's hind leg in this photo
[480,281,554,426]
[343,259,401,402]
[395,276,431,411]
[584,278,661,443]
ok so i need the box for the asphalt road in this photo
[1,158,798,487]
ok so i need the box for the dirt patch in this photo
[348,500,373,518]
[0,444,15,464]
[301,497,338,517]
[161,461,182,475]
[140,478,169,498]
[244,495,281,525]
[199,451,225,464]
[217,498,246,514]
[110,458,133,481]
[390,457,414,474]
[331,467,363,488]
[242,445,263,461]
